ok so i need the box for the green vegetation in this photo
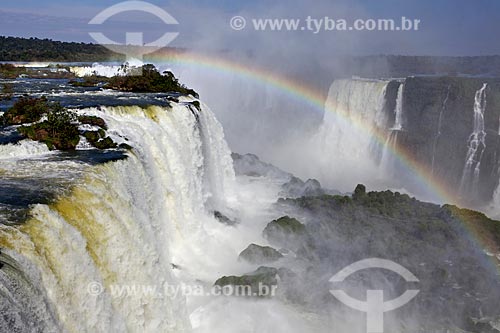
[18,103,80,150]
[278,185,500,258]
[0,36,118,62]
[0,64,28,79]
[1,96,49,125]
[68,64,199,96]
[1,97,120,151]
[105,64,199,97]
[353,183,367,200]
[78,115,107,129]
[262,216,308,250]
[214,266,278,296]
[444,205,500,254]
[263,216,306,236]
[92,137,117,150]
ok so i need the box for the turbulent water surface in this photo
[1,70,500,333]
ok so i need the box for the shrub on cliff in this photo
[214,266,279,296]
[18,103,80,150]
[0,63,27,79]
[105,64,199,97]
[1,96,49,125]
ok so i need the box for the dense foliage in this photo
[16,100,80,150]
[1,96,49,125]
[105,64,199,97]
[0,64,28,79]
[1,97,119,151]
[0,36,118,62]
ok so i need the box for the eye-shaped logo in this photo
[329,258,419,333]
[89,1,179,63]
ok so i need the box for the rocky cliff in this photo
[316,76,500,207]
[395,77,500,204]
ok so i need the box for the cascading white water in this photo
[431,85,451,174]
[392,82,405,131]
[70,60,144,77]
[380,81,405,176]
[460,83,488,195]
[0,139,50,159]
[0,100,235,332]
[307,79,391,192]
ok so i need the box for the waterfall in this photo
[460,83,488,195]
[431,85,451,174]
[392,82,405,131]
[0,100,235,332]
[379,131,400,178]
[380,81,405,178]
[310,79,390,191]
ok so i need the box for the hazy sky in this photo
[0,0,499,56]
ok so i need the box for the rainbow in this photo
[148,49,458,202]
[145,50,500,271]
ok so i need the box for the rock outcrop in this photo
[238,244,283,264]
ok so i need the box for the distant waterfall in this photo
[431,85,451,174]
[380,81,405,177]
[311,79,391,191]
[392,82,405,131]
[0,100,235,332]
[460,83,488,195]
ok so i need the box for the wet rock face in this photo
[214,266,279,297]
[382,77,500,204]
[280,177,326,198]
[213,210,238,226]
[238,244,283,264]
[263,216,307,245]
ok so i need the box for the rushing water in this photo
[0,79,236,331]
[460,83,488,196]
[2,70,500,332]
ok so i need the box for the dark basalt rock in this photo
[213,210,237,226]
[190,101,201,112]
[93,137,117,150]
[118,143,133,150]
[78,115,107,129]
[231,152,291,178]
[238,244,283,264]
[280,176,325,198]
[214,266,279,296]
